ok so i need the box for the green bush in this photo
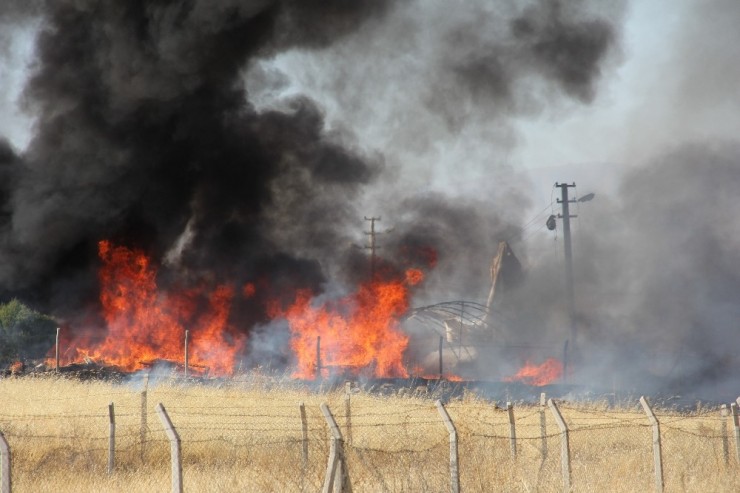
[0,299,57,366]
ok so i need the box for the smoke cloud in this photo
[0,0,623,301]
[17,0,740,399]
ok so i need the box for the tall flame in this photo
[62,241,244,374]
[503,358,563,386]
[272,269,423,379]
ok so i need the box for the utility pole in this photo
[556,182,577,381]
[364,216,382,280]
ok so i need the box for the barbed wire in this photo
[1,383,737,492]
[350,435,449,454]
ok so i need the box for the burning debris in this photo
[269,268,424,380]
[50,239,443,382]
[503,358,564,386]
[52,241,245,375]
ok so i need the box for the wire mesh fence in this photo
[339,396,449,491]
[1,376,740,492]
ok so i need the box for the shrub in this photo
[0,299,57,366]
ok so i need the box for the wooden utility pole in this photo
[184,330,189,378]
[364,216,382,280]
[316,336,322,381]
[55,327,60,372]
[556,182,577,380]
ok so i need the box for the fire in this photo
[444,373,464,382]
[419,374,465,382]
[503,358,563,386]
[9,361,24,375]
[55,240,432,378]
[405,268,424,286]
[272,268,423,379]
[59,241,245,374]
[242,282,256,298]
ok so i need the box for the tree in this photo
[0,299,57,366]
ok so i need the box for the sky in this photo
[0,1,739,394]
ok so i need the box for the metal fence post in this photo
[548,399,571,492]
[731,403,740,464]
[507,402,517,459]
[108,402,115,475]
[540,392,548,459]
[157,403,183,493]
[0,430,10,493]
[344,382,353,446]
[320,403,350,493]
[721,404,729,466]
[640,396,664,493]
[300,402,309,467]
[140,373,149,463]
[435,400,460,493]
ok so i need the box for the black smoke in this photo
[0,1,398,319]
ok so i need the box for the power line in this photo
[521,201,557,231]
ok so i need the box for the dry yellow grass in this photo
[0,375,737,492]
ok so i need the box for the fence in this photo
[1,376,740,492]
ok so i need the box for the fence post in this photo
[320,403,350,493]
[156,403,183,493]
[438,336,444,378]
[300,402,309,493]
[640,396,664,493]
[300,402,309,467]
[108,402,115,475]
[141,373,149,463]
[344,382,353,447]
[316,337,322,381]
[435,400,460,493]
[184,330,189,378]
[547,399,571,492]
[507,402,517,459]
[731,403,740,464]
[540,392,548,459]
[721,404,729,466]
[0,430,10,493]
[55,327,61,373]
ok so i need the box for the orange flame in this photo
[405,268,424,286]
[242,282,256,298]
[60,241,245,374]
[273,268,423,379]
[419,374,465,382]
[503,358,563,386]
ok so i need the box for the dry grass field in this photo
[0,374,737,492]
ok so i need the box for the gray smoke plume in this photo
[502,142,740,397]
[251,0,624,297]
[483,0,740,397]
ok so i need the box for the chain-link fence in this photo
[1,377,740,492]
